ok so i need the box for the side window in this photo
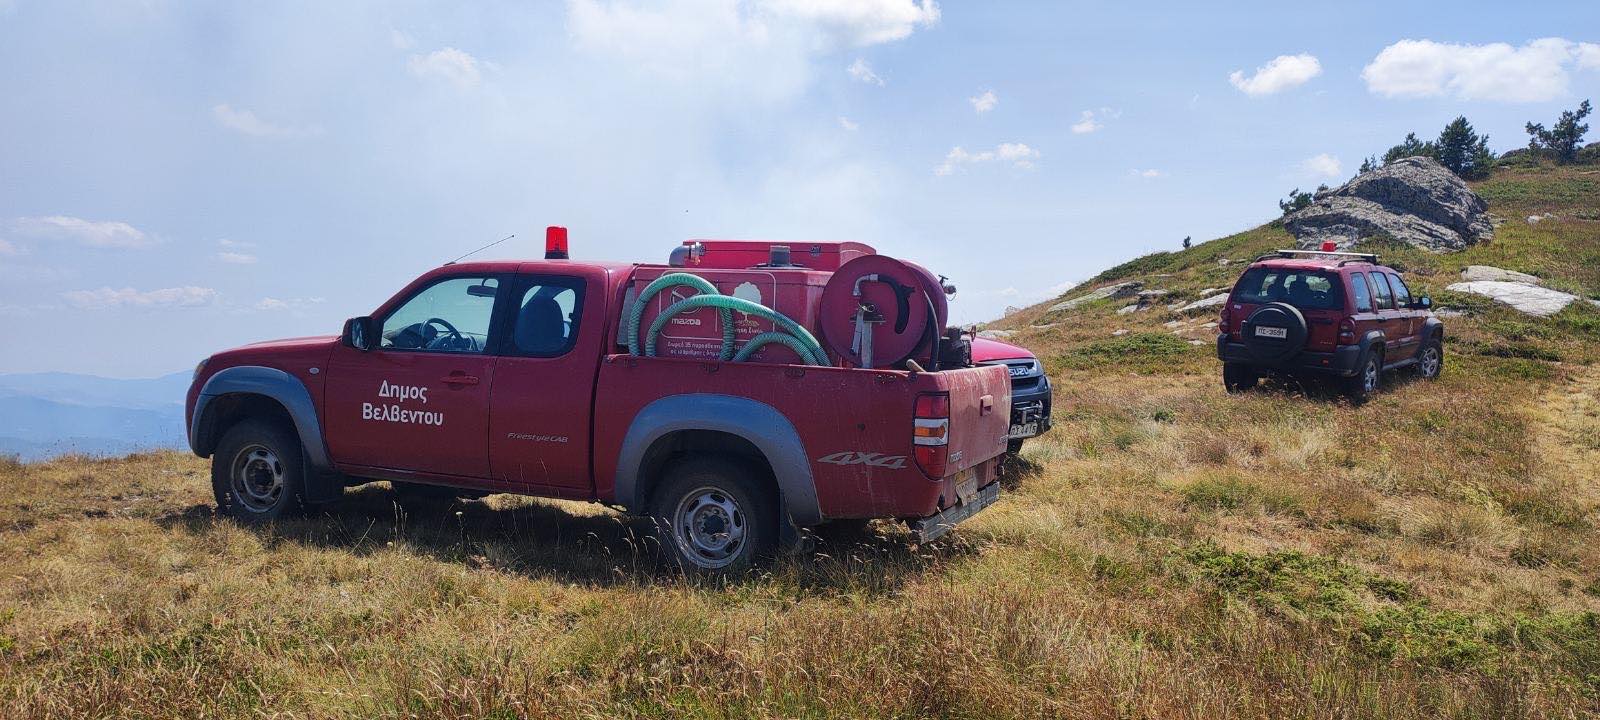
[507,277,585,357]
[1387,274,1412,308]
[380,276,499,353]
[1350,273,1373,313]
[1368,272,1393,310]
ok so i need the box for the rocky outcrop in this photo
[1446,281,1596,317]
[1446,265,1598,317]
[1047,280,1142,312]
[1285,157,1493,252]
[1177,293,1228,314]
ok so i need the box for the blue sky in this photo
[1,0,1596,377]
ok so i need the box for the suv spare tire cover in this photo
[1240,302,1308,362]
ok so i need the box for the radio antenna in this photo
[445,234,515,265]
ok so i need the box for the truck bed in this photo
[592,356,1011,521]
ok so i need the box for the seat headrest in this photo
[515,296,565,353]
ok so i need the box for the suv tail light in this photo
[1338,317,1356,345]
[913,392,949,479]
[1219,301,1232,333]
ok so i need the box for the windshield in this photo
[1232,267,1344,310]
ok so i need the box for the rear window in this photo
[1232,267,1344,310]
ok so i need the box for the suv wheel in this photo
[650,457,776,575]
[1222,362,1259,393]
[1344,350,1382,404]
[1416,339,1443,380]
[212,419,305,523]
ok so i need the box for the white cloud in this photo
[1299,153,1342,178]
[847,57,883,85]
[14,216,154,249]
[935,142,1039,176]
[763,0,940,47]
[408,47,484,89]
[969,89,997,113]
[1229,53,1322,96]
[1362,38,1600,102]
[217,238,255,249]
[216,251,257,264]
[1071,107,1119,134]
[255,296,325,311]
[62,286,218,310]
[1129,168,1163,179]
[212,104,319,138]
[837,116,859,131]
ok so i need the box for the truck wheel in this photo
[1343,350,1382,404]
[1416,339,1443,380]
[650,457,777,575]
[212,418,305,523]
[1222,362,1258,393]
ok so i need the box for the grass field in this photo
[3,163,1599,718]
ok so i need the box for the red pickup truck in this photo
[187,237,1011,572]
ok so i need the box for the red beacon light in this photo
[545,226,569,260]
[1320,241,1338,252]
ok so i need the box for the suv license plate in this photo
[1255,326,1288,339]
[1009,421,1039,439]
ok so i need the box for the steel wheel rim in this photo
[672,486,746,569]
[231,443,284,513]
[1420,347,1440,377]
[1363,361,1379,392]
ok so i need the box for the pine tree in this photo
[1359,156,1378,174]
[1182,236,1191,249]
[1526,100,1592,163]
[1382,133,1436,165]
[1435,116,1495,180]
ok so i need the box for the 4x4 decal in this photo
[817,451,908,469]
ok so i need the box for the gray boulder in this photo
[1460,265,1540,284]
[1445,280,1595,317]
[1177,293,1228,314]
[1285,157,1492,253]
[1047,280,1143,312]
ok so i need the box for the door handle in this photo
[440,373,480,386]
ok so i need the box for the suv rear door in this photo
[1365,271,1405,363]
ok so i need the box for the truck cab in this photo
[187,237,1012,572]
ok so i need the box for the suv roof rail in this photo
[1252,249,1379,265]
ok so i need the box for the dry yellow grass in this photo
[1,164,1598,718]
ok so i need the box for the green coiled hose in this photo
[626,273,735,360]
[628,273,830,365]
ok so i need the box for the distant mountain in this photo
[0,371,188,461]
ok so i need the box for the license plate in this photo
[1255,326,1288,339]
[954,471,978,505]
[1008,421,1039,439]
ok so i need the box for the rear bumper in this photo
[1217,334,1362,376]
[909,479,1000,542]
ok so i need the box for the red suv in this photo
[1215,249,1443,402]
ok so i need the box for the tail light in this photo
[1338,317,1356,345]
[1219,301,1232,333]
[913,392,949,479]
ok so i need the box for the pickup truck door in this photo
[323,274,504,478]
[487,272,604,493]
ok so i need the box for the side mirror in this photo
[1415,296,1432,310]
[343,316,376,351]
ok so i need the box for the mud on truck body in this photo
[188,231,1015,572]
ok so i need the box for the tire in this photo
[1343,350,1382,404]
[1241,303,1308,363]
[650,456,777,575]
[1223,362,1259,393]
[1415,338,1443,380]
[212,418,306,523]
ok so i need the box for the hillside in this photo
[2,164,1599,718]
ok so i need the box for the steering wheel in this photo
[423,317,464,348]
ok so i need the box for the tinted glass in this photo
[1350,273,1373,312]
[508,278,584,356]
[381,276,498,353]
[1232,267,1344,310]
[1386,274,1412,308]
[1368,272,1393,310]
